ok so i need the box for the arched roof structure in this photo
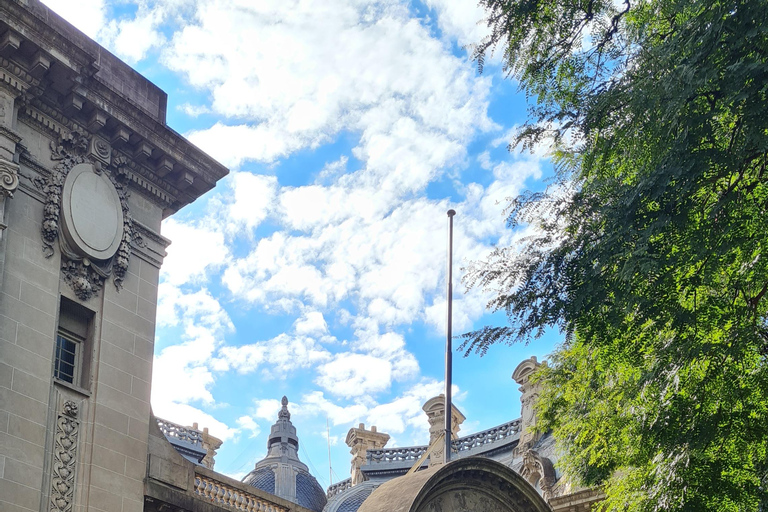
[357,457,552,512]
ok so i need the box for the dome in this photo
[242,397,327,512]
[324,481,379,512]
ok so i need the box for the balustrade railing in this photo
[367,445,428,464]
[366,418,522,466]
[194,474,289,512]
[156,417,203,445]
[326,478,352,498]
[451,419,521,452]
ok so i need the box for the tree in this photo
[463,0,768,510]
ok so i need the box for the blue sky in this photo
[43,0,561,487]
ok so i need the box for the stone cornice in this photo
[0,0,228,216]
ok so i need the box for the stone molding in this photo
[0,3,228,217]
[0,156,19,197]
[358,457,552,512]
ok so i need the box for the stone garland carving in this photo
[40,132,137,301]
[49,400,79,512]
[42,131,89,257]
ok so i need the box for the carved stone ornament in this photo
[520,449,557,501]
[0,157,20,197]
[41,132,136,301]
[49,400,79,512]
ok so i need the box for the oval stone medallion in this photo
[61,163,124,261]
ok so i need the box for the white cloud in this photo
[253,398,284,422]
[316,353,395,398]
[161,218,229,286]
[301,391,368,427]
[160,0,495,180]
[294,311,329,336]
[224,172,278,233]
[422,0,491,48]
[236,415,262,438]
[214,334,332,376]
[40,0,106,39]
[102,5,165,63]
[152,286,233,420]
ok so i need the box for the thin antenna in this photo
[327,416,333,486]
[445,209,456,464]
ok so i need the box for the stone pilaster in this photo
[422,395,465,467]
[345,423,390,485]
[0,83,20,288]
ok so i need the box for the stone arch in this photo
[358,457,551,512]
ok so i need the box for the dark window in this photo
[54,334,78,383]
[55,297,93,390]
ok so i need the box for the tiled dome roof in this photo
[242,397,327,512]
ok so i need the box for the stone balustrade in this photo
[365,418,522,466]
[367,445,428,464]
[451,419,521,452]
[194,473,290,512]
[156,417,203,445]
[326,478,353,498]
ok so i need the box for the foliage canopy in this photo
[465,0,768,510]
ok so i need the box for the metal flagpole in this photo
[444,209,456,463]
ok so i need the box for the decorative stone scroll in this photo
[40,131,137,301]
[0,157,19,242]
[49,400,79,512]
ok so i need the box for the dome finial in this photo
[279,396,291,420]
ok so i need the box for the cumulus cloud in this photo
[236,415,262,438]
[161,218,229,286]
[213,333,332,376]
[422,0,491,48]
[40,0,107,39]
[152,286,233,426]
